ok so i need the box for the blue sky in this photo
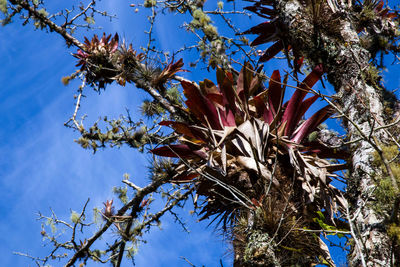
[1,0,399,266]
[0,1,241,266]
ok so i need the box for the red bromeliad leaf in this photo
[249,73,262,97]
[151,144,207,159]
[156,59,185,84]
[301,142,350,160]
[251,33,277,46]
[300,64,324,90]
[159,121,206,141]
[219,108,236,127]
[237,62,253,102]
[375,0,384,12]
[282,91,307,137]
[291,105,335,144]
[245,21,279,46]
[243,21,275,35]
[110,34,119,53]
[252,90,268,118]
[173,172,199,182]
[294,56,304,72]
[379,8,389,17]
[206,93,224,106]
[91,35,99,46]
[267,70,282,114]
[218,68,238,116]
[282,65,324,136]
[181,80,222,130]
[259,41,284,62]
[263,107,274,124]
[290,95,319,138]
[100,33,110,45]
[199,79,219,95]
[84,36,91,47]
[216,67,226,86]
[386,12,397,19]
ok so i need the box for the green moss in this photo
[192,9,210,25]
[371,143,400,216]
[143,0,156,8]
[0,0,7,14]
[141,99,165,117]
[388,223,400,240]
[113,186,128,204]
[363,64,381,86]
[203,24,218,37]
[70,210,80,224]
[166,86,182,104]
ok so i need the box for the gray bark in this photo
[274,1,394,265]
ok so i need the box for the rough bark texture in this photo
[271,1,393,266]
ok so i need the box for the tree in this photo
[1,0,399,266]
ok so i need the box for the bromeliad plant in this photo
[243,0,398,66]
[151,63,348,265]
[73,33,145,89]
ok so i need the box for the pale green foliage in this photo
[190,8,218,39]
[141,99,166,117]
[33,8,49,29]
[166,86,182,104]
[85,16,95,24]
[0,0,7,14]
[126,244,139,259]
[93,207,101,225]
[123,173,130,180]
[113,186,128,204]
[204,24,218,37]
[70,210,80,224]
[61,76,71,85]
[363,64,382,87]
[92,249,106,261]
[388,223,400,241]
[372,143,400,216]
[46,218,57,234]
[312,211,345,238]
[307,131,319,142]
[192,9,210,24]
[144,0,156,8]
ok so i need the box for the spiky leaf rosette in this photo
[243,0,398,65]
[73,33,145,88]
[152,64,348,264]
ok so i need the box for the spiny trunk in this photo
[273,0,393,265]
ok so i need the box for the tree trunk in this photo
[272,1,393,265]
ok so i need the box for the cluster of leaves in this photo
[188,5,229,69]
[74,116,166,153]
[74,33,145,89]
[141,86,183,117]
[355,0,399,61]
[152,62,348,265]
